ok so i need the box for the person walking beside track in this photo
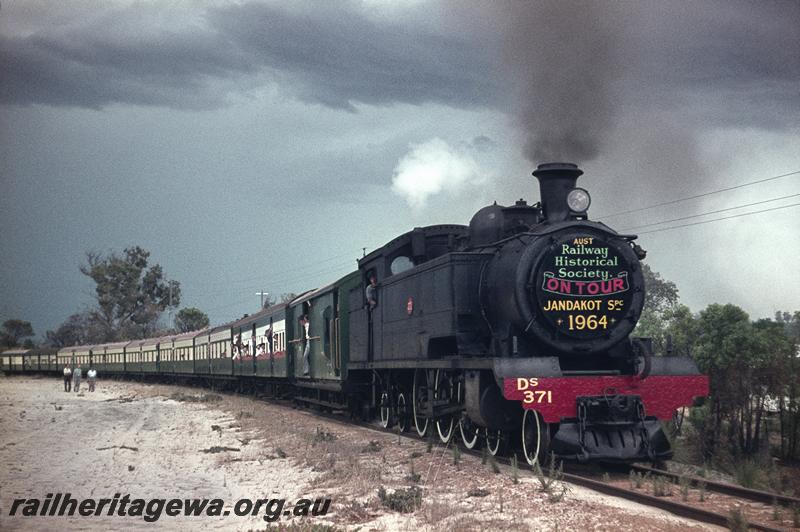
[302,315,311,376]
[62,365,72,392]
[87,367,97,392]
[73,366,82,393]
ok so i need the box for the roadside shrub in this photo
[377,486,423,513]
[651,475,671,497]
[361,440,381,453]
[698,480,707,502]
[406,457,421,483]
[313,427,336,445]
[734,459,760,488]
[679,475,691,501]
[533,452,568,502]
[727,507,748,532]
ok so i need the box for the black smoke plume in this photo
[497,1,626,163]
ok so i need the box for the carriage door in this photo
[333,291,341,376]
[252,323,257,375]
[323,301,339,377]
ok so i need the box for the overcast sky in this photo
[1,0,798,340]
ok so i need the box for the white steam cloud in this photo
[391,138,481,210]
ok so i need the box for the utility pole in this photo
[256,291,269,309]
[168,283,174,329]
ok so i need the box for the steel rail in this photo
[308,408,789,532]
[561,472,784,532]
[631,464,800,507]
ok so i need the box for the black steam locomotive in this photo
[351,162,708,463]
[5,162,708,465]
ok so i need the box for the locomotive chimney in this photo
[532,162,583,222]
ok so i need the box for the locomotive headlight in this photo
[567,188,591,213]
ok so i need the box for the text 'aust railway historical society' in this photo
[538,237,631,334]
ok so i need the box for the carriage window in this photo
[390,256,414,275]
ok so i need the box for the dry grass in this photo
[421,499,461,525]
[256,523,341,532]
[431,514,529,532]
[169,391,221,403]
[337,499,376,523]
[303,434,386,495]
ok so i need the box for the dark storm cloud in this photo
[493,1,626,164]
[486,0,800,164]
[0,1,797,130]
[622,1,800,128]
[0,1,497,110]
[207,2,497,111]
[0,31,255,109]
[635,2,800,86]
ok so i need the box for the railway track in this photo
[561,468,795,532]
[298,402,799,531]
[630,464,800,508]
[618,464,800,531]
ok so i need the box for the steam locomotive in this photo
[2,162,709,464]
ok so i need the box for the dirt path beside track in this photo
[0,376,717,531]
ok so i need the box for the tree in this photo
[690,304,797,458]
[80,246,180,341]
[772,310,800,459]
[662,304,698,357]
[691,304,756,457]
[634,263,681,354]
[45,312,92,347]
[1,319,34,347]
[775,310,800,344]
[174,307,210,333]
